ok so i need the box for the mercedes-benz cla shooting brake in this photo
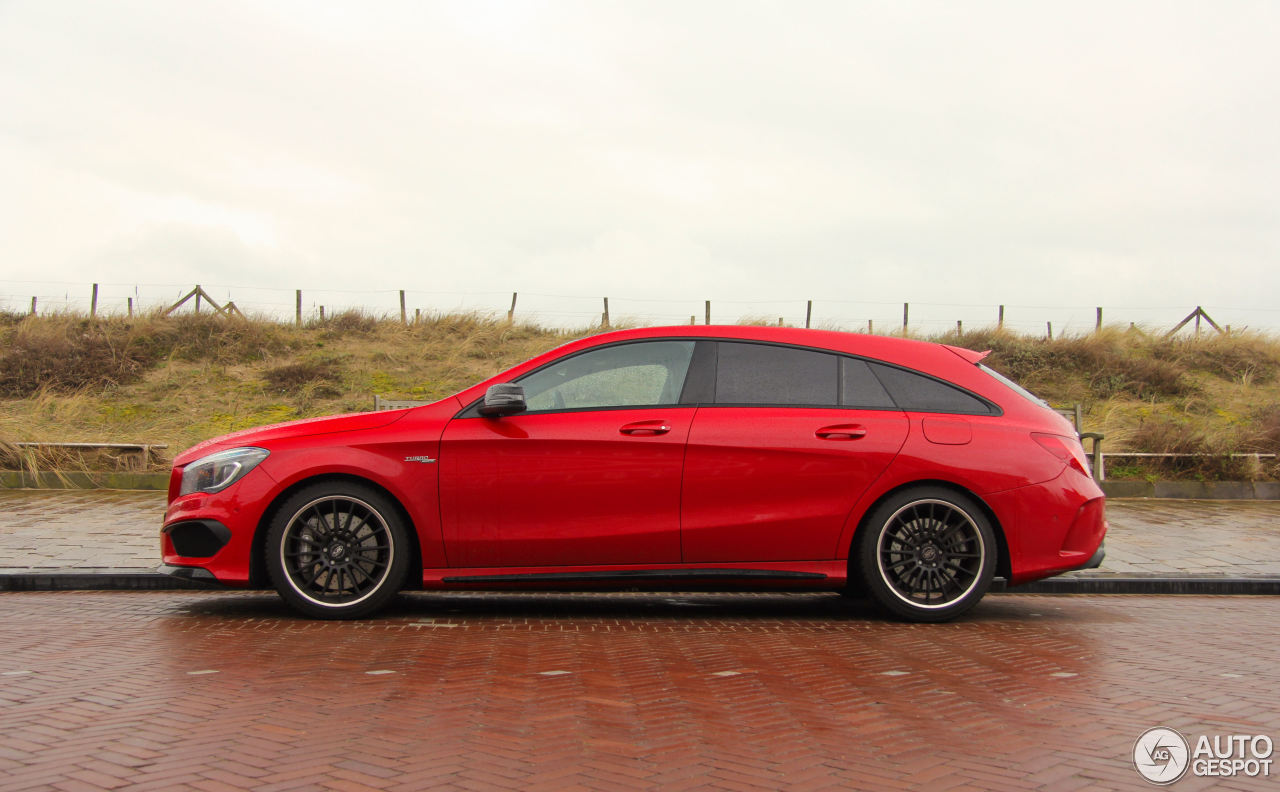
[161,325,1106,622]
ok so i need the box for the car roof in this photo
[578,325,978,365]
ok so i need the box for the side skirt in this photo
[422,561,847,591]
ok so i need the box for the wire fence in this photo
[2,279,1275,337]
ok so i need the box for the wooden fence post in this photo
[1096,307,1103,332]
[867,319,873,334]
[602,297,610,328]
[1047,321,1053,340]
[805,300,813,329]
[1165,307,1224,338]
[295,290,302,326]
[690,315,695,325]
[998,305,1004,330]
[400,290,407,324]
[30,296,37,315]
[320,306,326,321]
[705,300,711,325]
[415,308,421,324]
[508,292,517,322]
[957,320,962,334]
[902,303,909,334]
[194,285,202,314]
[91,283,98,318]
[128,297,134,317]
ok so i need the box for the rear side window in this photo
[840,358,897,409]
[868,362,994,415]
[715,342,838,405]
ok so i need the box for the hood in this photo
[175,409,409,465]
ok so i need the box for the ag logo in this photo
[1134,727,1190,785]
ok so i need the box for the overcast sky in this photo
[2,1,1278,333]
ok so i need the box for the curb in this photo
[0,472,169,490]
[3,572,1279,595]
[1100,480,1280,500]
[1004,576,1280,596]
[0,570,215,591]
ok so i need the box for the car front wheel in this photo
[857,487,996,622]
[266,483,410,619]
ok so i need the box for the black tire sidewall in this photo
[265,482,410,619]
[857,486,996,623]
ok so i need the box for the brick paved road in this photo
[3,489,1280,579]
[1,591,1276,791]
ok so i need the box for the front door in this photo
[439,340,697,569]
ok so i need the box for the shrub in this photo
[0,316,159,395]
[263,359,343,395]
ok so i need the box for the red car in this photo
[161,325,1106,622]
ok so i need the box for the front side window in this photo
[518,341,695,412]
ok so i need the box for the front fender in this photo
[258,441,445,569]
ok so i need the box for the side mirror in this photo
[478,383,527,417]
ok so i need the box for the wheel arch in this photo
[249,473,423,589]
[848,479,1012,584]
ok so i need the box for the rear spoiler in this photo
[942,344,992,365]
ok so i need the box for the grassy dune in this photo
[1,310,1278,480]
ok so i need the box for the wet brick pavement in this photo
[0,590,1277,791]
[1,489,1279,581]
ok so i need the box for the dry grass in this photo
[1,311,1278,479]
[0,311,581,468]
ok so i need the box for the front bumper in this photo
[161,472,277,586]
[157,564,224,587]
[162,519,232,558]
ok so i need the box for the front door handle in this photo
[816,424,867,440]
[620,420,672,436]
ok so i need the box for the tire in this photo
[266,482,410,619]
[857,486,996,622]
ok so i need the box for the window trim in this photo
[455,337,1002,418]
[864,358,1001,417]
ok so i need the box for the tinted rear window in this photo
[840,358,897,409]
[869,362,994,415]
[715,342,838,405]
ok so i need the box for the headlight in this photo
[179,447,269,495]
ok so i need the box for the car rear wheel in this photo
[266,483,410,619]
[857,487,995,622]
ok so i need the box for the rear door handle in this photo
[816,424,867,440]
[620,420,672,436]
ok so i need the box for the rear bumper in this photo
[987,465,1108,585]
[1078,541,1106,570]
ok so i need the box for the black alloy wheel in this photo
[857,487,996,622]
[266,483,410,619]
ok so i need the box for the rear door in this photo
[680,342,909,562]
